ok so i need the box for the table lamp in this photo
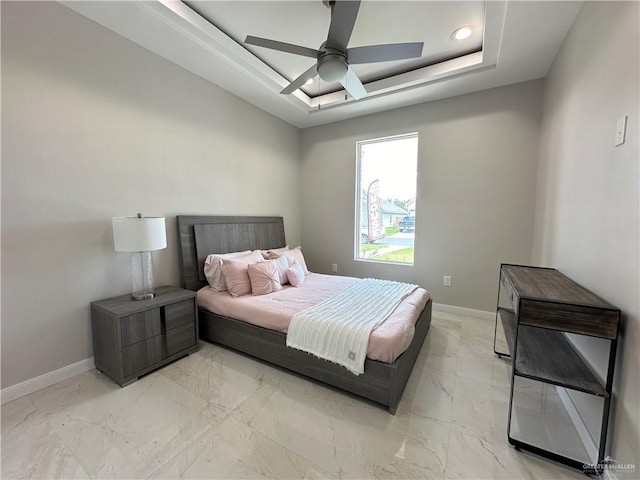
[112,213,167,300]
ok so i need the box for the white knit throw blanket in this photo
[286,278,418,375]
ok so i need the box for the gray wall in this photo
[3,5,638,470]
[300,81,543,311]
[1,2,301,389]
[533,1,639,469]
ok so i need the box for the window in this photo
[355,133,418,265]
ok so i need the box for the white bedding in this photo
[197,273,430,364]
[287,278,418,374]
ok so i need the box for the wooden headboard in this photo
[176,215,286,291]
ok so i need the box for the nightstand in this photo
[91,286,199,386]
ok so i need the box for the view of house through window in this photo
[355,133,418,264]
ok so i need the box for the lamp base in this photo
[132,292,155,301]
[131,251,156,301]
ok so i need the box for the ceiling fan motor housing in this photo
[317,45,348,82]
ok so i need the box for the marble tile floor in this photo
[2,312,588,479]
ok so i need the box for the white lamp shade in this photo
[112,216,167,252]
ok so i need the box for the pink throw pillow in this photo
[203,250,252,291]
[287,261,305,287]
[220,255,262,297]
[248,260,283,296]
[283,247,310,274]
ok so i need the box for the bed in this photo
[176,215,432,414]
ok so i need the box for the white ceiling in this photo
[62,1,582,129]
[186,1,485,96]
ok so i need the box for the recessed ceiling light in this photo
[305,78,314,85]
[452,26,474,41]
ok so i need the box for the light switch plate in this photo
[615,116,627,146]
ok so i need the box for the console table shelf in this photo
[497,308,516,354]
[494,264,620,474]
[499,308,608,397]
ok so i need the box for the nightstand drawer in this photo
[166,323,196,357]
[164,300,195,331]
[121,309,162,347]
[123,335,163,377]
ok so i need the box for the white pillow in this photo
[274,254,290,285]
[287,261,305,287]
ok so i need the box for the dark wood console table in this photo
[493,264,620,474]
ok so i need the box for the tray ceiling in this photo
[62,1,582,128]
[186,1,485,97]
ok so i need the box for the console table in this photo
[493,264,620,473]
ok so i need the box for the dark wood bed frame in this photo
[176,215,432,414]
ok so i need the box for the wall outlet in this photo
[443,275,452,287]
[331,263,338,273]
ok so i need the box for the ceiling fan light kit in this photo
[317,52,348,82]
[244,0,424,101]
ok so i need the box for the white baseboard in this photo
[432,302,495,321]
[0,304,489,405]
[1,357,95,405]
[556,386,599,463]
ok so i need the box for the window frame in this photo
[353,132,419,266]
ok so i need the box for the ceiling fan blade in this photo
[245,35,319,59]
[339,67,367,100]
[280,64,319,95]
[347,42,424,64]
[326,0,361,51]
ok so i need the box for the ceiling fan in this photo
[245,0,424,100]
